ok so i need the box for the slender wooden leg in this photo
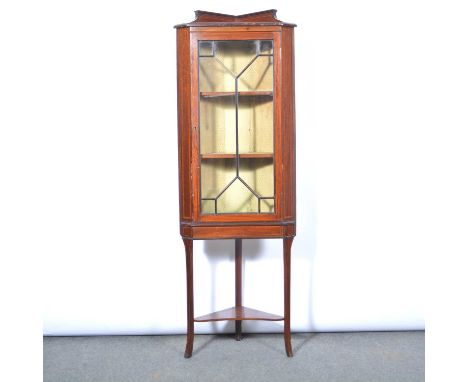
[235,239,242,341]
[183,238,194,358]
[283,237,294,357]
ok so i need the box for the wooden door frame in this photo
[189,30,283,224]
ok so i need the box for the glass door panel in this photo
[199,40,275,214]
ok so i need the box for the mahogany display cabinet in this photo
[175,10,296,358]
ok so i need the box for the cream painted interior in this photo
[199,40,275,214]
[201,159,274,214]
[199,97,273,155]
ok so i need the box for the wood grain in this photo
[176,12,296,358]
[183,239,194,358]
[175,9,296,28]
[194,306,284,322]
[235,239,242,341]
[200,91,273,98]
[201,153,273,159]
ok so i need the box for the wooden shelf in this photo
[200,91,273,98]
[194,306,284,322]
[201,153,273,159]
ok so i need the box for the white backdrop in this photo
[37,0,429,335]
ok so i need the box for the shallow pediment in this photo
[174,9,296,28]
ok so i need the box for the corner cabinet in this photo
[175,10,296,358]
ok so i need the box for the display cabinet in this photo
[175,9,296,358]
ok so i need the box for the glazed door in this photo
[191,32,282,221]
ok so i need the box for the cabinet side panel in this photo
[281,27,296,221]
[177,28,193,221]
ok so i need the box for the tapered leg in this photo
[283,237,294,357]
[183,238,194,358]
[235,239,242,341]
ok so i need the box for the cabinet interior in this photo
[198,40,275,214]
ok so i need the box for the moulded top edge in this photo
[174,9,296,28]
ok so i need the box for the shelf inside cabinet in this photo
[201,153,273,159]
[200,91,273,98]
[194,306,284,322]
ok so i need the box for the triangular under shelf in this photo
[194,306,284,322]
